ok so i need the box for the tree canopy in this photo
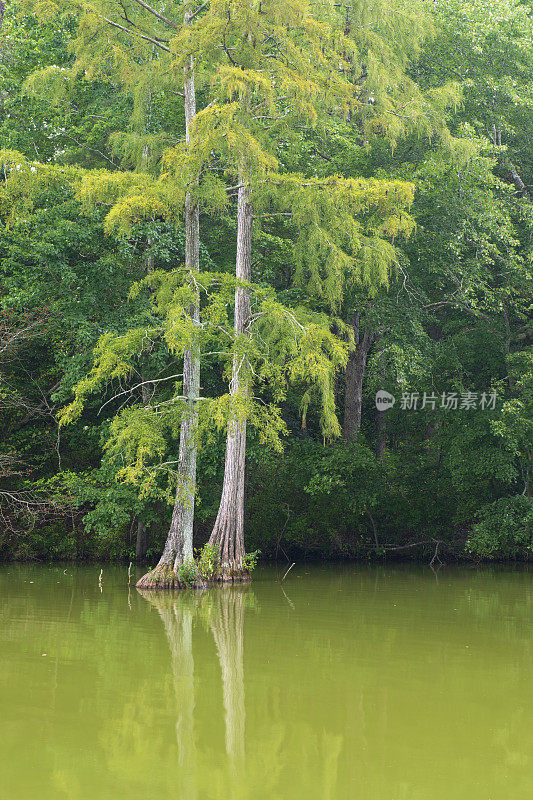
[0,0,531,566]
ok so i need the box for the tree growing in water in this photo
[19,0,454,579]
[21,0,204,581]
[160,0,433,578]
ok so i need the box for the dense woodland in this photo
[0,0,531,578]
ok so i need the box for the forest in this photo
[0,0,532,582]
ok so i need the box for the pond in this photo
[1,563,533,799]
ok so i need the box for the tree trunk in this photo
[343,315,373,442]
[137,16,200,589]
[135,518,147,561]
[376,362,387,458]
[208,176,252,581]
[134,242,153,563]
[376,407,386,459]
[501,156,529,199]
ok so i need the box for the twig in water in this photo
[128,561,132,586]
[280,583,295,610]
[282,562,295,581]
[429,540,443,568]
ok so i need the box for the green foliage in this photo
[1,0,532,567]
[0,7,132,167]
[490,349,533,498]
[57,267,351,500]
[243,550,260,572]
[467,496,533,558]
[196,542,220,579]
[176,558,201,587]
[263,174,416,309]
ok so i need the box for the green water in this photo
[2,564,533,799]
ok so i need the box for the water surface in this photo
[1,563,533,799]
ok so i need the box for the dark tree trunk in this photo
[376,362,387,458]
[376,408,386,459]
[343,315,374,442]
[208,175,252,581]
[135,518,147,561]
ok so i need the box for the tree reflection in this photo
[209,587,247,768]
[138,585,253,797]
[138,590,199,800]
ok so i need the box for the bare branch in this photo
[188,2,208,22]
[102,16,172,52]
[98,373,185,413]
[129,0,179,30]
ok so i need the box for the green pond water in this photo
[2,563,533,800]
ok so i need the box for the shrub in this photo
[176,558,200,586]
[196,542,219,579]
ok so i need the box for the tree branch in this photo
[102,16,172,52]
[129,0,179,30]
[188,2,208,22]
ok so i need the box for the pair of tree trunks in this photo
[149,179,252,586]
[137,87,251,586]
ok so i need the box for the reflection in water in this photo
[138,586,253,797]
[5,565,533,800]
[139,591,199,800]
[210,588,246,768]
[137,585,344,800]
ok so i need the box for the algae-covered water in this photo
[2,563,533,799]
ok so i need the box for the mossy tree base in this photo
[136,565,185,590]
[135,563,207,590]
[211,566,251,583]
[135,562,251,590]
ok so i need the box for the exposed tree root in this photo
[135,563,208,590]
[211,566,251,584]
[135,561,250,590]
[136,564,185,590]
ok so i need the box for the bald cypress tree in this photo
[23,0,205,583]
[23,0,457,583]
[163,0,435,578]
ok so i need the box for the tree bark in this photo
[208,175,252,580]
[135,518,147,561]
[376,408,386,459]
[376,362,387,458]
[137,13,200,588]
[501,157,529,199]
[343,315,373,442]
